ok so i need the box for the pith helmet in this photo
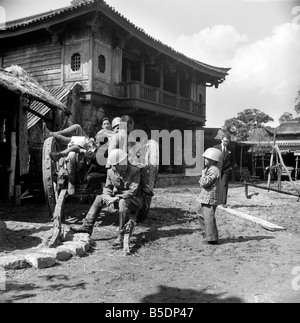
[76,138,88,150]
[112,117,121,129]
[202,147,222,162]
[107,149,128,166]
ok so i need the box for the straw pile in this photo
[0,65,71,115]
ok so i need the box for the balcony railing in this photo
[119,81,205,116]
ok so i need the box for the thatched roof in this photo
[265,121,300,136]
[0,66,71,115]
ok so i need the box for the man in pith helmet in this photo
[111,117,121,133]
[71,148,143,247]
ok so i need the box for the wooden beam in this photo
[245,182,300,199]
[218,205,285,232]
[24,107,52,123]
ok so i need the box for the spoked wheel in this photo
[42,137,61,218]
[42,137,68,247]
[137,139,159,223]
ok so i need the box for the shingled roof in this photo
[0,0,230,80]
[265,120,300,136]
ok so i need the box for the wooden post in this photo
[295,156,298,180]
[140,56,145,84]
[8,106,18,199]
[278,165,282,191]
[0,220,6,246]
[244,183,249,199]
[240,145,243,180]
[15,185,21,205]
[267,149,274,189]
[268,132,276,188]
[126,62,131,98]
[275,144,300,195]
[159,64,164,90]
[251,146,254,176]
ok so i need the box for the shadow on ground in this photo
[141,285,244,303]
[0,274,87,303]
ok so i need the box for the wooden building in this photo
[242,121,300,180]
[0,0,230,185]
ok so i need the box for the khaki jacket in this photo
[103,165,143,208]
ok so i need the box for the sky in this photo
[1,0,300,128]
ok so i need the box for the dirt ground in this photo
[0,181,300,304]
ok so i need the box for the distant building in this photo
[241,121,300,180]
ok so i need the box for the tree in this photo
[295,87,300,115]
[279,112,294,124]
[222,108,274,141]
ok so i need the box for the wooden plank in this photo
[245,182,300,198]
[218,205,285,231]
[19,97,29,176]
[4,43,61,58]
[4,53,61,65]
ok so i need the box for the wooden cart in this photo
[42,136,159,253]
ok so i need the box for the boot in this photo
[70,201,101,235]
[112,232,124,247]
[141,187,154,197]
[70,220,93,235]
[112,210,127,247]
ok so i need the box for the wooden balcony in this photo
[119,81,205,118]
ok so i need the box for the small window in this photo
[71,53,81,71]
[98,54,106,73]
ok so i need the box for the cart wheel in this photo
[47,188,68,248]
[42,137,65,218]
[137,139,159,222]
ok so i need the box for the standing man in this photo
[213,133,236,207]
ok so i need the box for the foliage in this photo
[247,127,271,142]
[295,87,300,114]
[222,109,274,141]
[279,112,294,124]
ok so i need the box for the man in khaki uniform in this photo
[71,149,143,247]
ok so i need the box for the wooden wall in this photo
[2,37,62,88]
